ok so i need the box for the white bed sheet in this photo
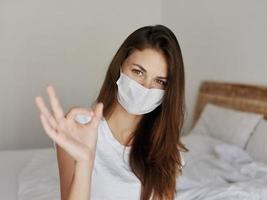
[177,134,267,200]
[3,135,267,200]
[17,147,60,200]
[0,148,54,200]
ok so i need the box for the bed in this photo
[0,80,267,200]
[0,147,60,200]
[176,80,267,199]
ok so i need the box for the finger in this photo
[35,96,58,129]
[40,113,68,149]
[66,107,93,121]
[40,113,60,142]
[94,102,104,119]
[65,106,79,118]
[89,102,103,129]
[41,113,89,161]
[47,85,65,123]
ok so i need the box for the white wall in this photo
[162,0,267,134]
[2,0,266,150]
[0,0,161,150]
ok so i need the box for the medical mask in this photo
[116,71,165,115]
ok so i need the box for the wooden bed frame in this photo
[191,80,267,128]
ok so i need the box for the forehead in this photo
[125,48,168,76]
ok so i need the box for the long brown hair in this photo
[93,24,188,200]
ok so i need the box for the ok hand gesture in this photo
[35,85,103,165]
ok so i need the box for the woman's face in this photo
[121,48,168,90]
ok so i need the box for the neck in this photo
[106,102,143,146]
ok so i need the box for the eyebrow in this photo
[132,63,168,80]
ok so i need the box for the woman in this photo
[35,24,187,200]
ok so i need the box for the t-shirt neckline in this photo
[101,117,131,153]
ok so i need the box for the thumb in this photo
[88,102,104,129]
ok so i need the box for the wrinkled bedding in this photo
[15,134,267,200]
[176,134,267,200]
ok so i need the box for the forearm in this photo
[67,161,94,200]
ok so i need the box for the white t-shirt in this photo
[55,116,184,199]
[90,117,142,200]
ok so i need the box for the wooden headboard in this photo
[191,80,267,128]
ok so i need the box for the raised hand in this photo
[35,85,103,165]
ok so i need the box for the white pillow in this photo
[246,119,267,163]
[181,134,223,156]
[190,103,263,148]
[214,143,253,164]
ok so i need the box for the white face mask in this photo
[116,70,165,115]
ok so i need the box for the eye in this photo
[132,69,143,76]
[156,79,167,86]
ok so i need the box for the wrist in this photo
[76,159,94,170]
[78,151,95,165]
[75,162,94,179]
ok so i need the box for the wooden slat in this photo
[192,81,267,128]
